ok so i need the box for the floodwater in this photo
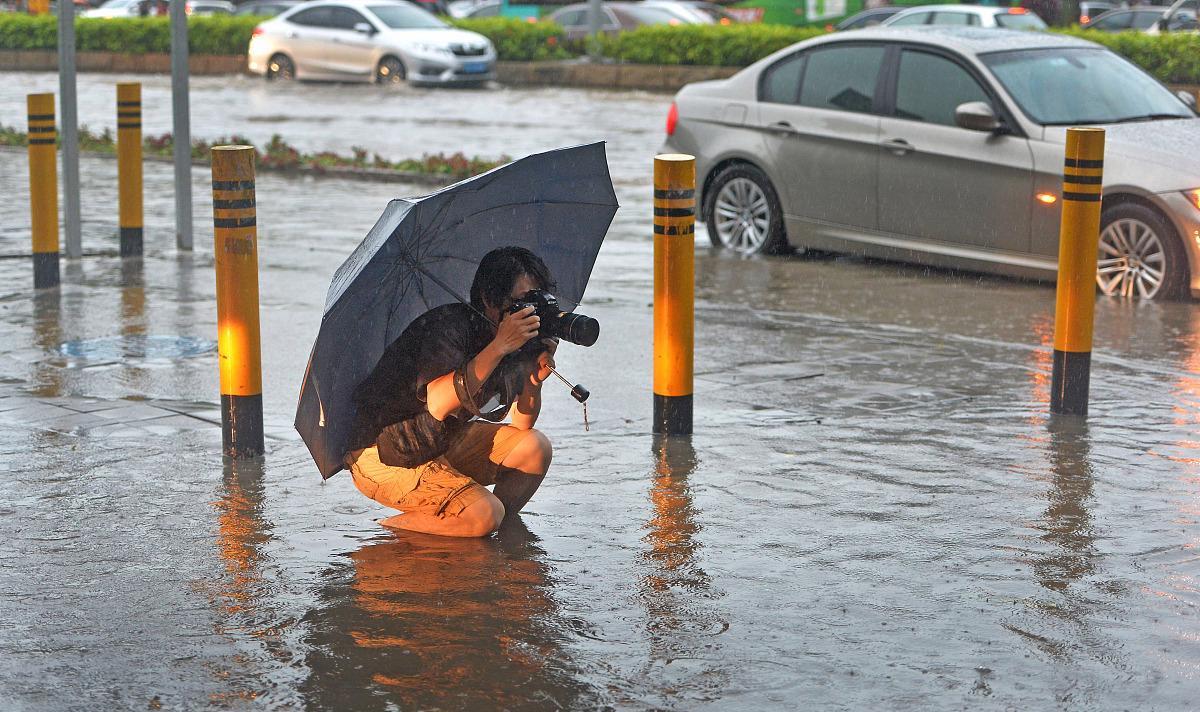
[1,76,1199,710]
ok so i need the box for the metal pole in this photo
[117,82,144,257]
[211,146,264,458]
[587,0,602,62]
[27,94,60,290]
[652,153,695,435]
[57,0,81,259]
[1050,127,1106,418]
[170,0,193,251]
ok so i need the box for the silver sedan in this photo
[247,0,496,86]
[662,27,1200,300]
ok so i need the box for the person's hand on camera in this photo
[492,306,539,356]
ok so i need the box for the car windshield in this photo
[619,5,685,23]
[367,3,447,27]
[981,48,1193,125]
[993,10,1047,28]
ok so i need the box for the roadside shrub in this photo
[1054,28,1200,85]
[598,24,826,66]
[0,15,263,55]
[450,18,573,61]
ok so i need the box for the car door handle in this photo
[768,121,798,135]
[881,138,914,155]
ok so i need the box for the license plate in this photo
[462,62,488,74]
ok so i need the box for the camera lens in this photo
[557,312,599,347]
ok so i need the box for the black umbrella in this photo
[295,143,619,478]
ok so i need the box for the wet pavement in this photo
[2,75,1199,710]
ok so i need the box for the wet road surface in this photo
[1,75,1199,710]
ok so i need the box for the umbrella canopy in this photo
[296,143,619,478]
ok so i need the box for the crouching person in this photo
[344,247,557,537]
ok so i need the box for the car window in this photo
[331,6,368,28]
[470,2,499,15]
[894,50,990,126]
[760,52,805,104]
[1088,10,1130,29]
[890,11,931,26]
[553,8,584,25]
[288,6,335,26]
[798,45,885,114]
[994,10,1047,29]
[618,5,684,24]
[1169,11,1198,29]
[367,3,446,27]
[931,12,973,25]
[1131,10,1163,28]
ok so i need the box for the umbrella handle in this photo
[546,367,589,403]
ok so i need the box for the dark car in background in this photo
[1084,5,1198,31]
[236,0,300,15]
[547,1,704,40]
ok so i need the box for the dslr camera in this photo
[508,289,599,347]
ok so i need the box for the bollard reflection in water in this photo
[299,521,597,710]
[31,289,63,398]
[1035,419,1096,592]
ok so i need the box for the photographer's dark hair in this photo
[471,246,557,311]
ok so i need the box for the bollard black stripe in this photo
[654,207,695,217]
[213,198,256,209]
[654,188,695,200]
[26,113,54,121]
[212,180,256,191]
[117,101,141,108]
[214,216,257,228]
[117,123,141,129]
[119,227,143,258]
[1062,191,1102,202]
[117,111,141,118]
[654,224,695,235]
[32,252,59,290]
[222,394,265,459]
[653,394,693,435]
[28,138,56,145]
[1050,349,1091,417]
[28,126,55,133]
[1064,158,1103,168]
[1062,174,1103,185]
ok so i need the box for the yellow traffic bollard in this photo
[653,153,695,435]
[211,146,264,458]
[27,93,59,290]
[117,82,143,257]
[1051,127,1106,417]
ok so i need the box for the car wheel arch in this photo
[1100,190,1193,298]
[700,156,775,223]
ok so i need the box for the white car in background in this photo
[248,0,496,85]
[883,4,1048,29]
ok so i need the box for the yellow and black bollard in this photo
[653,154,695,434]
[27,93,59,290]
[211,146,264,458]
[117,82,143,257]
[1051,127,1106,417]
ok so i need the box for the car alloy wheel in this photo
[267,53,295,80]
[714,177,772,254]
[376,57,406,85]
[1097,217,1169,299]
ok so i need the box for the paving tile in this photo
[39,412,113,432]
[0,402,77,423]
[87,403,179,423]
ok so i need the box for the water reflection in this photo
[31,290,63,398]
[1034,420,1096,592]
[299,522,595,710]
[215,457,272,620]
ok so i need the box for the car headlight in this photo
[1185,189,1200,211]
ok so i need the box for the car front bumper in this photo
[1157,191,1200,298]
[404,52,496,85]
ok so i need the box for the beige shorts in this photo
[346,421,529,518]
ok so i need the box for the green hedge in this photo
[451,18,573,61]
[0,15,264,55]
[1055,28,1200,85]
[599,24,825,66]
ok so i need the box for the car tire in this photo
[1096,202,1188,300]
[702,163,788,255]
[376,56,406,85]
[265,53,295,81]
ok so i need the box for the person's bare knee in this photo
[502,429,553,475]
[457,494,505,537]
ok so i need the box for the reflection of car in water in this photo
[663,27,1200,300]
[247,0,496,86]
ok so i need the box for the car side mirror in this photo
[1177,89,1198,110]
[354,22,375,35]
[955,101,1003,133]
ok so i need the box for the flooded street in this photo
[1,75,1198,710]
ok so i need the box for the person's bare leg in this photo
[493,429,552,516]
[380,494,504,538]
